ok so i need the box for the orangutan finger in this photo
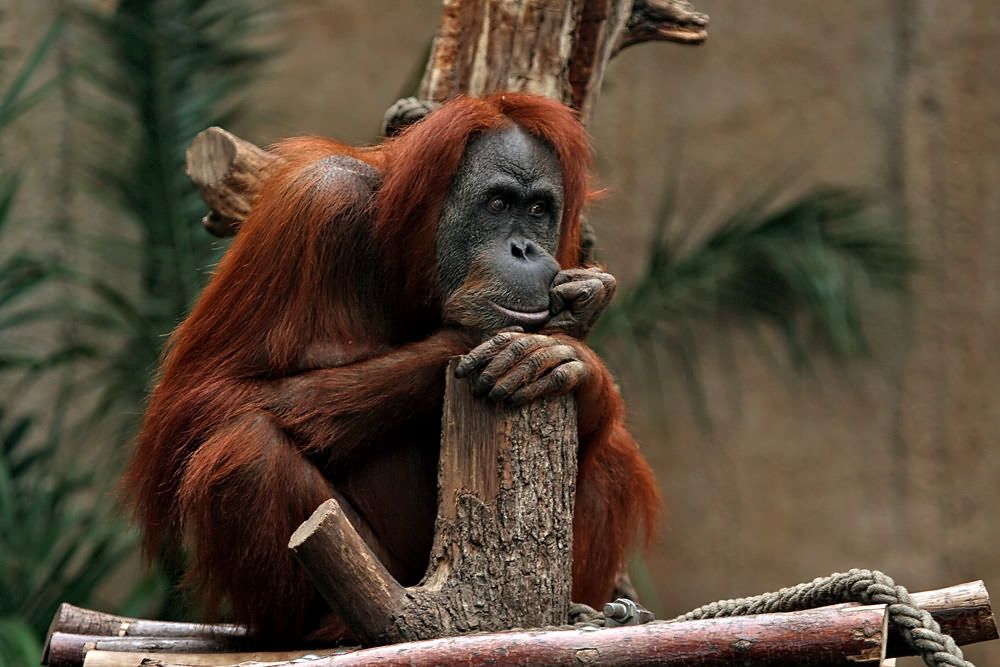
[454,331,519,378]
[508,360,586,405]
[472,334,549,396]
[488,344,578,402]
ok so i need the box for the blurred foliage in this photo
[0,410,138,666]
[0,17,75,375]
[592,186,915,423]
[0,17,136,666]
[0,1,272,661]
[64,0,272,442]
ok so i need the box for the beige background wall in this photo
[5,1,999,663]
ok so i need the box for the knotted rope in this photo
[671,569,972,667]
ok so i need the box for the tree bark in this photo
[186,0,708,236]
[69,649,342,667]
[289,360,577,646]
[110,605,890,667]
[884,579,997,656]
[185,126,280,237]
[417,0,707,124]
[40,581,997,666]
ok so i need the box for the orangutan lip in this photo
[487,301,550,325]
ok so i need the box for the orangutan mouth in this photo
[488,301,550,326]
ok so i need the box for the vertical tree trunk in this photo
[418,0,707,123]
[291,361,578,645]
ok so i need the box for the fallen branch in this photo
[62,648,345,667]
[46,635,247,667]
[44,603,247,643]
[109,604,891,666]
[42,581,997,666]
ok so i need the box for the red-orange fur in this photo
[123,93,659,641]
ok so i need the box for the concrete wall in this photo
[6,1,999,663]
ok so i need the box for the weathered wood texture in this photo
[41,604,248,666]
[80,649,344,667]
[288,499,408,645]
[44,603,246,643]
[43,581,996,666]
[886,580,997,657]
[289,360,577,646]
[47,636,246,667]
[418,0,706,123]
[185,126,280,236]
[126,605,889,667]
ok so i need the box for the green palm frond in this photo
[0,410,139,665]
[0,3,274,642]
[0,16,67,130]
[50,0,274,440]
[593,187,914,416]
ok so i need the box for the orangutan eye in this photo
[529,201,546,217]
[487,196,508,213]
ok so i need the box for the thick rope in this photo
[569,602,606,628]
[671,568,972,667]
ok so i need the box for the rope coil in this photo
[671,569,973,667]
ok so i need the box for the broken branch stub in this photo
[614,0,709,53]
[185,126,280,237]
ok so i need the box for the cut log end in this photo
[288,498,340,550]
[185,127,239,185]
[185,127,280,232]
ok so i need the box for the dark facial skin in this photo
[438,124,564,333]
[437,123,619,405]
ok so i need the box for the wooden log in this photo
[184,126,280,236]
[141,604,889,666]
[81,648,346,667]
[44,603,247,642]
[41,581,998,666]
[47,635,248,667]
[42,604,248,666]
[289,360,577,646]
[885,580,997,657]
[288,498,408,645]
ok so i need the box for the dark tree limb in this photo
[614,0,709,53]
[289,360,577,646]
[43,603,247,643]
